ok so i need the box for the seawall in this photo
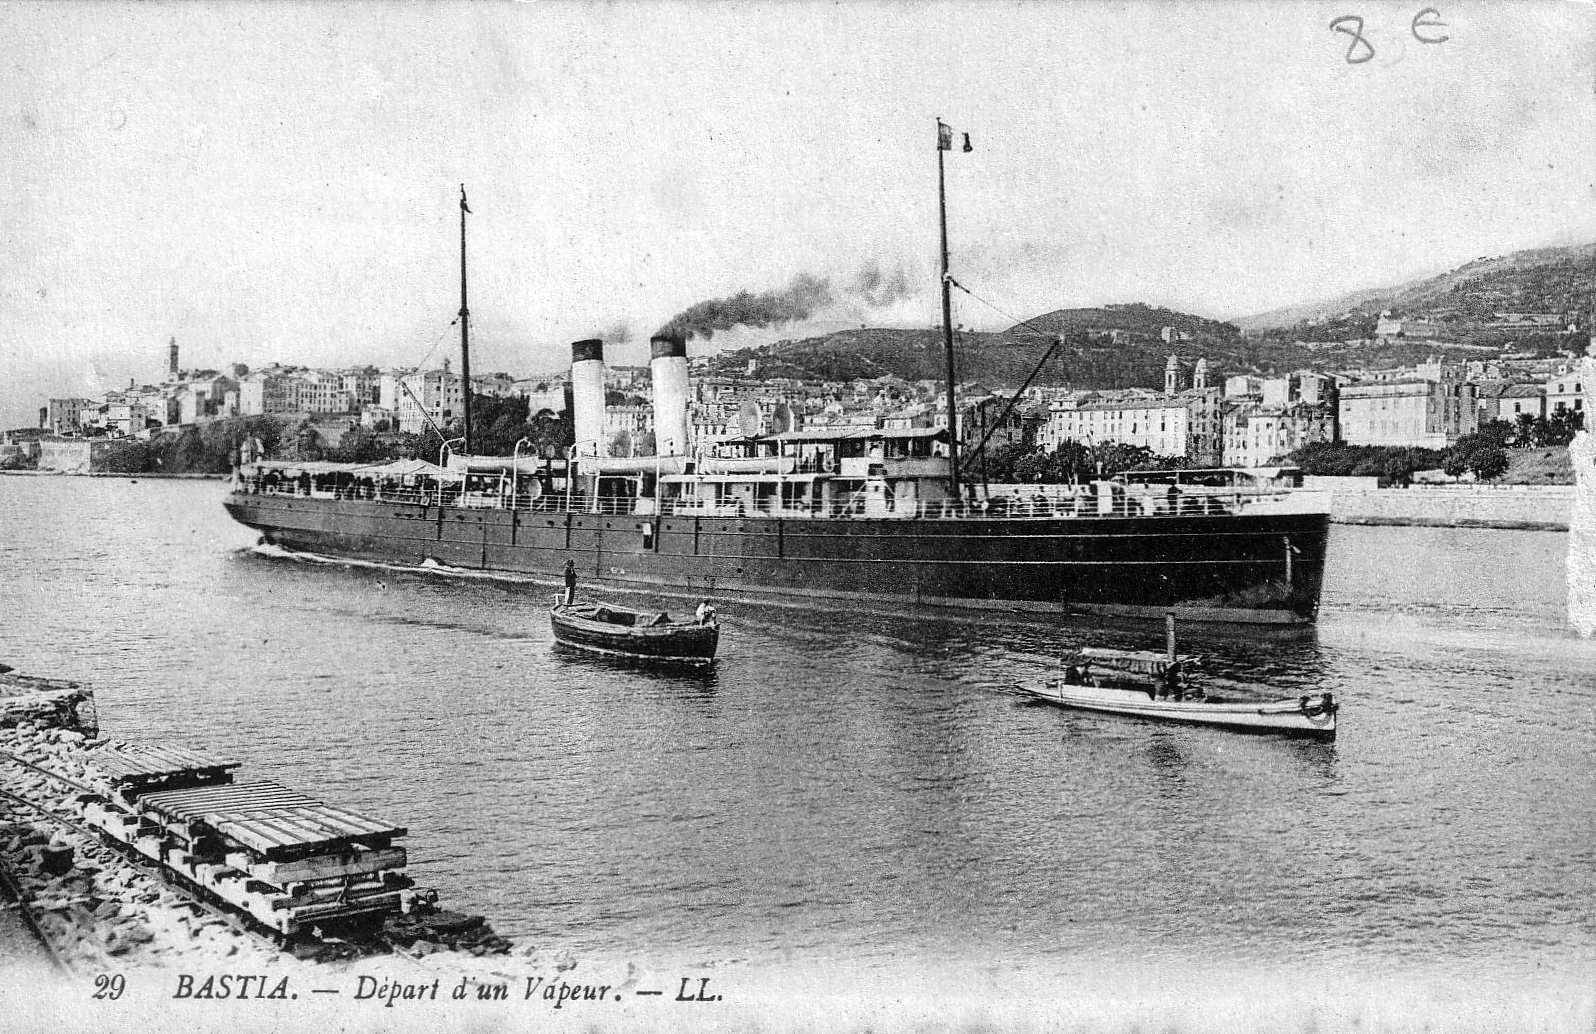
[0,470,227,480]
[1329,485,1572,532]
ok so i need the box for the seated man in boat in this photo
[695,599,717,625]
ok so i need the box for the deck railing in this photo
[232,477,1316,520]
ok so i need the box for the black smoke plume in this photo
[849,260,913,308]
[656,261,920,341]
[657,273,834,341]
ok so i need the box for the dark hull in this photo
[223,494,1329,624]
[550,608,719,662]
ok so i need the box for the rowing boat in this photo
[549,600,719,664]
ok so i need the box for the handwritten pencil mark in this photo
[1330,15,1375,64]
[1411,7,1449,44]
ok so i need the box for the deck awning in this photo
[715,427,949,446]
[349,458,456,477]
[660,472,828,484]
[244,460,363,475]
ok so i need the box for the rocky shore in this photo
[0,722,293,971]
[0,681,532,978]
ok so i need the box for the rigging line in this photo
[398,378,451,442]
[941,275,1068,466]
[409,315,463,374]
[945,276,1056,340]
[967,335,1066,466]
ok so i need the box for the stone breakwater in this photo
[1329,485,1573,531]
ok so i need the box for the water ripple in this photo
[1,478,1593,975]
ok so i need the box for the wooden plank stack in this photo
[76,742,412,936]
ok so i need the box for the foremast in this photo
[936,119,960,499]
[458,184,474,454]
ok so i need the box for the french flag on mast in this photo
[937,120,973,152]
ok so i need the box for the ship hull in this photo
[223,494,1329,624]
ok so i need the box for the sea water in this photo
[1,475,1591,1025]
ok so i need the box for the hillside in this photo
[701,264,1589,390]
[706,306,1253,390]
[1013,302,1241,343]
[1239,242,1596,333]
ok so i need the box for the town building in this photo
[690,400,737,444]
[296,370,354,414]
[339,367,382,408]
[1337,363,1477,448]
[961,397,1042,454]
[238,370,305,416]
[176,374,238,424]
[1375,311,1447,339]
[1041,385,1224,465]
[1223,404,1335,468]
[46,398,93,435]
[378,369,413,413]
[1223,375,1264,399]
[1476,382,1547,425]
[1547,370,1586,416]
[394,367,463,435]
[472,372,518,398]
[605,404,653,445]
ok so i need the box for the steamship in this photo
[224,162,1331,625]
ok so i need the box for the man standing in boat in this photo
[563,559,577,606]
[695,599,716,625]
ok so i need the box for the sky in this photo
[2,1,1593,428]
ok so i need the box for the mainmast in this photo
[458,184,474,455]
[937,119,961,499]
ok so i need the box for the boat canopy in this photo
[1072,647,1201,676]
[573,455,692,476]
[696,456,797,475]
[445,454,552,474]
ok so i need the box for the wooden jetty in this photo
[76,742,412,936]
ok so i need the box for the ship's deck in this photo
[228,480,1328,521]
